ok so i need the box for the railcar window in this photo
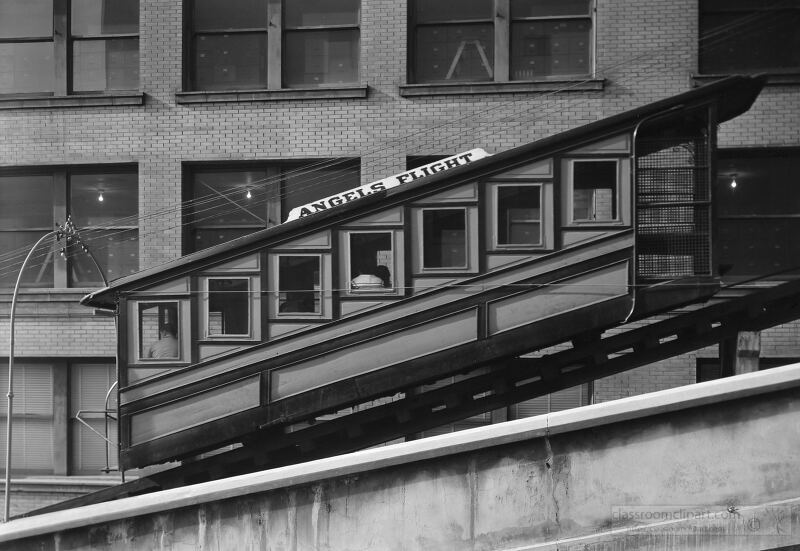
[571,160,618,222]
[207,277,250,336]
[278,256,321,314]
[422,208,467,269]
[497,185,542,246]
[349,232,393,292]
[138,302,180,360]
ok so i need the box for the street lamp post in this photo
[3,218,105,522]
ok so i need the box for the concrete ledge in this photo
[399,79,605,97]
[3,362,800,542]
[0,93,145,110]
[175,85,368,104]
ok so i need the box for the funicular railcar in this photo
[81,75,765,471]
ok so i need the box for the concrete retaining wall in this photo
[3,365,800,550]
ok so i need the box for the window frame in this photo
[185,0,361,93]
[418,206,473,273]
[0,164,139,289]
[133,299,185,363]
[200,275,256,340]
[273,253,327,319]
[408,0,595,86]
[492,183,544,249]
[344,229,398,296]
[0,0,140,98]
[566,158,622,226]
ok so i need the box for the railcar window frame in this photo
[566,158,621,225]
[274,253,326,318]
[493,183,543,248]
[200,275,254,339]
[420,207,470,271]
[344,230,397,295]
[134,300,183,363]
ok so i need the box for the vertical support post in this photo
[734,331,761,374]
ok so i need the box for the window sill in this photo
[175,85,368,104]
[692,73,800,86]
[0,92,145,110]
[399,78,605,97]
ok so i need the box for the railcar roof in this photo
[82,75,765,309]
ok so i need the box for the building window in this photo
[188,0,360,91]
[138,302,181,360]
[699,0,800,75]
[717,148,800,277]
[185,160,359,252]
[410,0,593,84]
[0,364,54,474]
[0,167,139,289]
[0,0,139,96]
[509,384,589,419]
[570,159,618,223]
[70,362,117,475]
[348,231,394,293]
[495,184,542,247]
[277,255,322,315]
[204,277,251,337]
[422,208,467,269]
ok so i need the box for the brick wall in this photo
[0,0,797,500]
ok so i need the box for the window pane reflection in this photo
[284,29,358,87]
[282,162,360,214]
[69,229,138,286]
[278,256,321,314]
[415,0,491,23]
[70,172,138,227]
[285,0,358,27]
[0,0,52,38]
[511,0,591,18]
[71,0,139,35]
[193,0,266,31]
[415,24,493,83]
[0,232,53,288]
[0,175,54,230]
[191,170,270,226]
[0,43,54,94]
[510,20,590,79]
[193,34,267,90]
[72,38,139,91]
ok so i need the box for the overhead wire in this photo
[0,5,789,285]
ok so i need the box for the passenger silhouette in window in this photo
[146,323,179,359]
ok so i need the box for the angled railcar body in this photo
[82,76,765,470]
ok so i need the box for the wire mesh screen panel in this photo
[636,136,711,278]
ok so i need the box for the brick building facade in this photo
[0,0,798,515]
